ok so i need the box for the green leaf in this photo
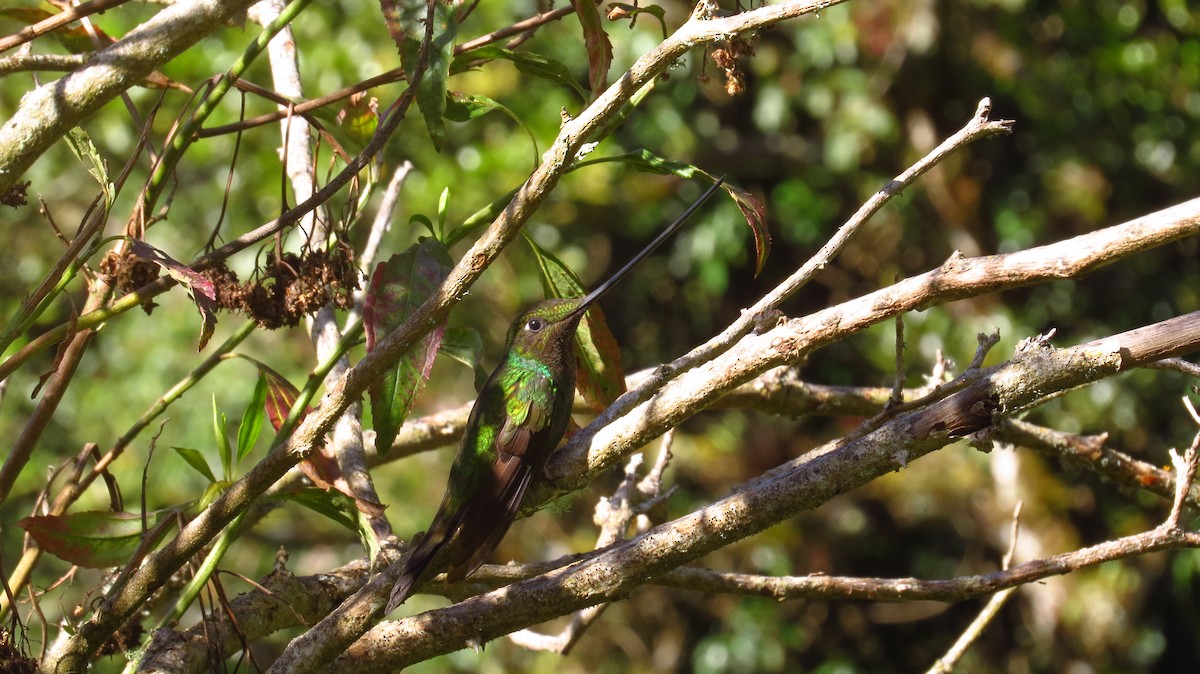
[524,234,627,409]
[391,0,458,150]
[444,92,540,169]
[437,186,451,240]
[363,239,453,454]
[172,446,216,483]
[444,186,519,247]
[571,0,613,97]
[213,396,232,482]
[237,373,268,464]
[440,326,486,391]
[410,213,438,239]
[63,127,112,203]
[571,150,772,275]
[336,92,379,155]
[280,488,360,533]
[451,46,589,101]
[18,511,164,568]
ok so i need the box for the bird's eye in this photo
[526,318,544,331]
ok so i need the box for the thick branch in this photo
[0,0,261,193]
[332,312,1200,670]
[541,197,1200,498]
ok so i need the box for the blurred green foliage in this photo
[3,0,1200,672]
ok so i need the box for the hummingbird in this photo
[385,177,726,613]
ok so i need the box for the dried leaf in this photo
[573,150,772,275]
[127,240,218,349]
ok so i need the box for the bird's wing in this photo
[387,363,564,611]
[444,364,561,582]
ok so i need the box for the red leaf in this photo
[364,239,452,454]
[299,443,386,517]
[127,240,218,350]
[571,0,613,97]
[19,511,147,568]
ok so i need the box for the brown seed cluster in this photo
[99,249,162,293]
[203,242,359,329]
[709,37,755,97]
[2,181,30,208]
[0,629,37,674]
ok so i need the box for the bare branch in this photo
[596,98,1015,432]
[1164,408,1200,530]
[316,312,1200,670]
[0,52,89,75]
[544,199,1200,499]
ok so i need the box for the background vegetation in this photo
[2,0,1200,672]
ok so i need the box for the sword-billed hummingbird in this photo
[386,177,725,612]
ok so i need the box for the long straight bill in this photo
[574,176,727,314]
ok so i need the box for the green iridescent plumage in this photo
[386,180,724,613]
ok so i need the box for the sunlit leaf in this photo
[236,373,268,463]
[172,446,216,484]
[336,92,379,155]
[212,397,232,481]
[437,186,450,239]
[63,127,111,204]
[364,239,453,454]
[571,0,613,97]
[525,235,627,409]
[451,46,589,101]
[18,511,156,568]
[571,150,772,275]
[127,239,218,349]
[445,92,539,169]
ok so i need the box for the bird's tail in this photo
[385,509,458,613]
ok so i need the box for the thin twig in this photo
[196,3,581,139]
[587,98,1015,436]
[926,502,1022,674]
[888,314,907,409]
[1164,399,1200,530]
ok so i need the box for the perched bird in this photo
[386,178,725,612]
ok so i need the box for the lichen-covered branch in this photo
[542,197,1200,499]
[331,311,1200,671]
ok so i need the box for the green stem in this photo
[163,511,248,627]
